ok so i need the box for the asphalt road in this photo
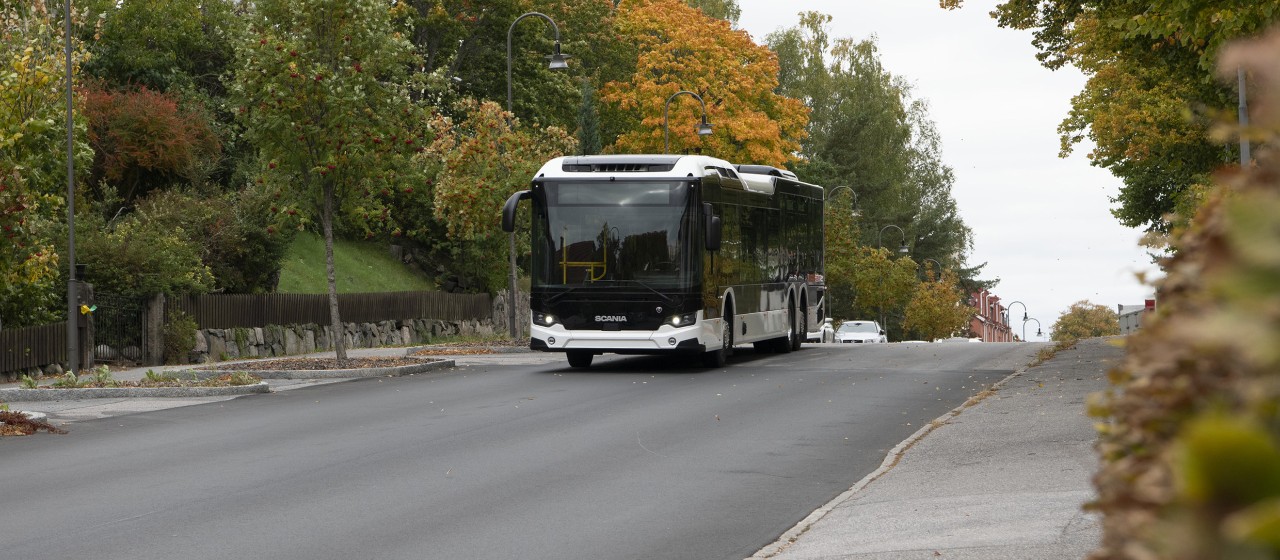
[0,342,1041,560]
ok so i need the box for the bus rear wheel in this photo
[791,301,806,351]
[567,351,593,368]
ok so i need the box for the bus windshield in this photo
[532,180,697,288]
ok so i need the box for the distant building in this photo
[969,290,1014,342]
[1118,298,1156,334]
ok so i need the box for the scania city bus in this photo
[501,154,825,368]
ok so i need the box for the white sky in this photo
[735,0,1159,340]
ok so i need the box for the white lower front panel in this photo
[532,320,715,352]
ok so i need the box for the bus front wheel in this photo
[567,351,593,368]
[702,309,732,368]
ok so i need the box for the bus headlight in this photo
[668,312,697,327]
[533,312,558,327]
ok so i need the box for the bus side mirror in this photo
[502,190,531,233]
[703,203,721,251]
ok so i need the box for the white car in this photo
[835,320,887,343]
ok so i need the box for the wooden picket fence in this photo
[0,321,66,373]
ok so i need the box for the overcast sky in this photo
[734,0,1159,340]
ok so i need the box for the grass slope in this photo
[277,232,435,293]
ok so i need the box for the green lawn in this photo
[276,232,435,293]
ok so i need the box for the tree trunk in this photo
[322,182,347,364]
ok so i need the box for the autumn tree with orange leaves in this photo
[601,0,807,167]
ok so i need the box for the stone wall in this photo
[189,318,495,364]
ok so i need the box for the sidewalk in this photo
[752,337,1120,560]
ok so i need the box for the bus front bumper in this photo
[529,321,715,355]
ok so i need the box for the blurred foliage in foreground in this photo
[1086,28,1280,560]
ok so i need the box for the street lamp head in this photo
[1023,311,1028,321]
[897,242,910,255]
[1036,328,1044,338]
[697,115,713,136]
[546,42,570,69]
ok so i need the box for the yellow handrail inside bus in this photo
[561,236,607,283]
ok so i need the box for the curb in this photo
[405,345,531,355]
[188,357,456,379]
[0,381,271,402]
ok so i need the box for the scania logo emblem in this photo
[595,315,627,322]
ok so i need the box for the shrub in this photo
[162,308,198,364]
[1087,29,1280,560]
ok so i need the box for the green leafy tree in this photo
[942,0,1280,234]
[83,0,242,97]
[394,0,598,130]
[0,3,93,327]
[768,13,979,288]
[233,0,429,362]
[577,79,602,155]
[822,189,858,321]
[683,0,740,24]
[904,268,972,341]
[848,247,918,336]
[1051,299,1119,342]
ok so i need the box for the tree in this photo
[0,3,93,328]
[601,0,807,166]
[81,84,222,212]
[83,0,242,97]
[422,99,575,294]
[233,0,430,363]
[848,247,919,336]
[822,189,858,321]
[904,268,972,342]
[768,13,980,288]
[683,0,740,24]
[576,79,602,155]
[942,0,1280,234]
[1051,300,1119,341]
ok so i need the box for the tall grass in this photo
[276,232,435,293]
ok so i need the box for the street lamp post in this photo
[1007,300,1028,340]
[1023,317,1043,341]
[663,90,713,153]
[64,0,79,373]
[505,12,569,339]
[876,224,908,330]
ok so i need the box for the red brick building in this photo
[969,290,1014,342]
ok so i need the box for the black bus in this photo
[502,154,825,368]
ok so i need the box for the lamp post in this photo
[64,0,79,373]
[1023,317,1043,341]
[663,90,713,153]
[877,224,909,255]
[876,224,908,329]
[505,12,569,339]
[1007,300,1027,340]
